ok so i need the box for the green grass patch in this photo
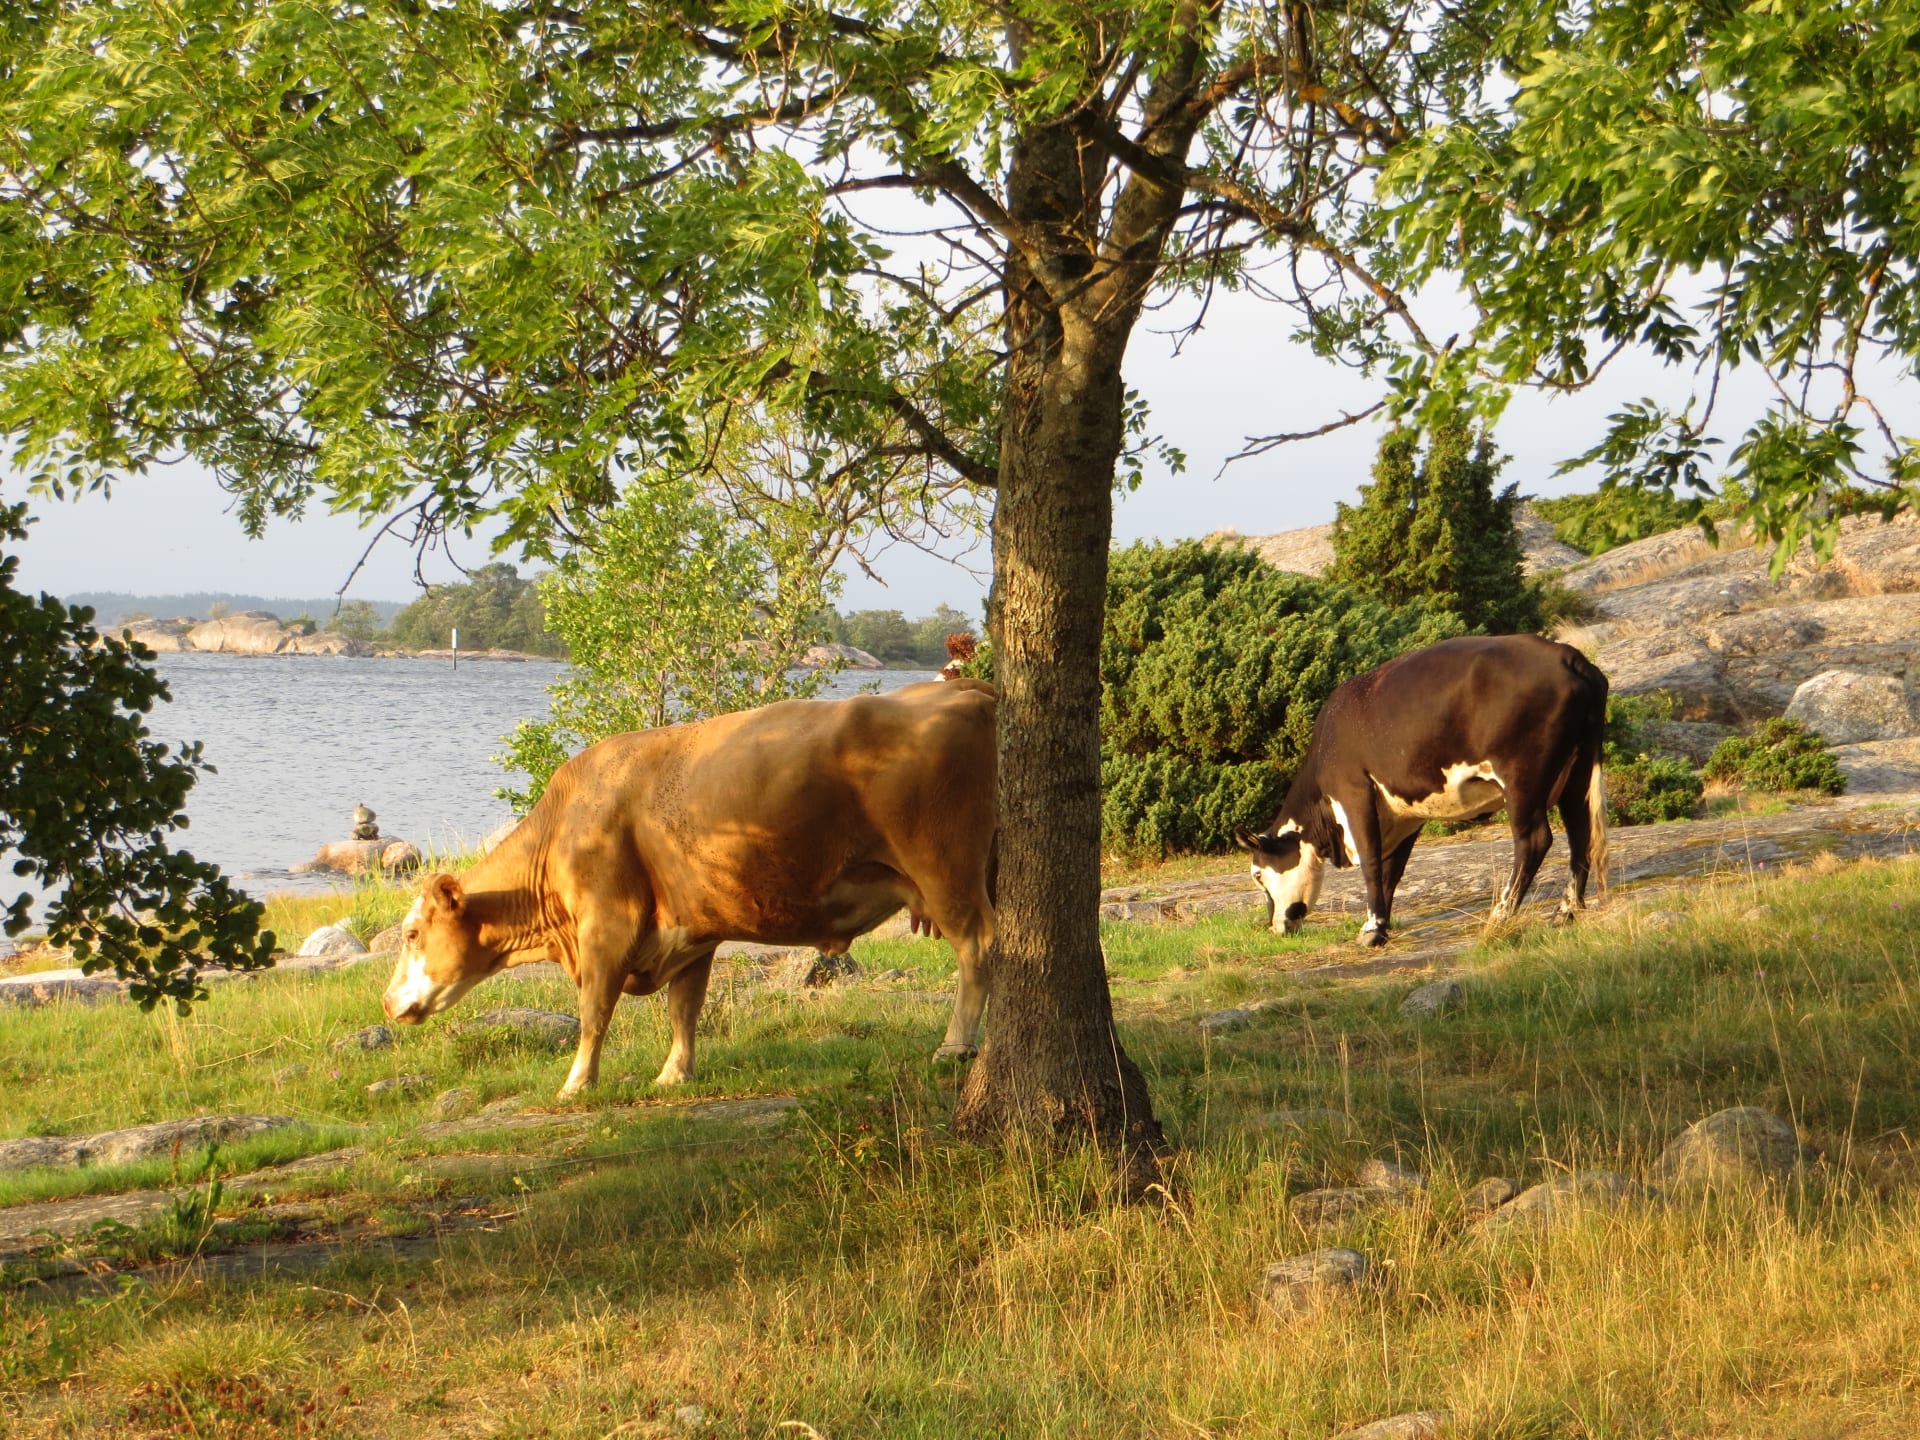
[1,855,1917,1436]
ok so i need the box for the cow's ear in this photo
[1232,827,1260,852]
[425,872,466,918]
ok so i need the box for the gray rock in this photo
[429,1087,480,1121]
[1100,899,1174,923]
[1641,910,1685,931]
[1785,669,1918,744]
[1741,904,1779,922]
[1480,1170,1638,1231]
[1461,1176,1520,1214]
[1355,1158,1426,1193]
[671,1404,709,1431]
[1399,979,1464,1019]
[334,1024,394,1052]
[366,1074,432,1096]
[458,1008,581,1049]
[297,923,368,958]
[270,1064,310,1084]
[1259,1246,1370,1314]
[0,1114,305,1173]
[368,924,406,955]
[1653,1106,1806,1190]
[872,968,910,983]
[1333,1413,1453,1440]
[1291,1186,1407,1230]
[1831,737,1920,793]
[1199,1007,1254,1035]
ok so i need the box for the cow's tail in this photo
[1583,663,1611,899]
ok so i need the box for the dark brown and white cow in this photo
[1235,635,1609,945]
[382,680,998,1096]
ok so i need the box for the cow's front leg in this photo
[1346,794,1393,948]
[560,961,627,1100]
[654,950,714,1086]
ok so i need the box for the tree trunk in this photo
[951,120,1164,1161]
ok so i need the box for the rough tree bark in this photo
[952,19,1208,1163]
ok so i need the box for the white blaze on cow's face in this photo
[381,875,498,1023]
[1243,824,1326,935]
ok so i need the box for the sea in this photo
[11,654,936,907]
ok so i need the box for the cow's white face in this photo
[1237,825,1326,935]
[382,875,501,1023]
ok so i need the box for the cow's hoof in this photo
[652,1066,692,1086]
[1358,927,1389,949]
[932,1043,978,1065]
[1550,906,1581,928]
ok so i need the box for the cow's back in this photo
[544,682,996,938]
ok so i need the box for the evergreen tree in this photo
[1330,418,1545,635]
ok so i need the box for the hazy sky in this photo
[7,283,1800,619]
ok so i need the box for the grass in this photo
[1,853,1918,1436]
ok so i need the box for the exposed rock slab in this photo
[1478,1170,1639,1231]
[1259,1246,1370,1314]
[1785,670,1918,744]
[0,1115,305,1173]
[1333,1413,1453,1440]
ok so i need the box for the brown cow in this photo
[381,680,998,1097]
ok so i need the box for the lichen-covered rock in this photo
[1653,1107,1805,1190]
[1399,979,1463,1019]
[1829,737,1920,793]
[767,952,861,989]
[457,1008,581,1048]
[297,924,367,959]
[1259,1247,1370,1314]
[1461,1176,1519,1214]
[1333,1412,1454,1440]
[1291,1186,1407,1230]
[334,1024,394,1052]
[1355,1158,1426,1193]
[429,1087,479,1121]
[366,1074,432,1096]
[1784,670,1918,744]
[1199,1007,1254,1035]
[1479,1170,1638,1231]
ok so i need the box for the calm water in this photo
[15,655,935,905]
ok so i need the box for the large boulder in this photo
[297,924,368,959]
[121,617,197,652]
[1784,670,1918,744]
[284,630,370,657]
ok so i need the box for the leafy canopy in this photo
[1378,0,1920,565]
[384,564,561,657]
[0,504,275,1008]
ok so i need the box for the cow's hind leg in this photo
[1554,767,1595,924]
[929,893,993,1063]
[1491,802,1554,926]
[654,949,714,1086]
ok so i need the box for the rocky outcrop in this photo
[799,642,885,670]
[1215,502,1583,579]
[124,611,371,657]
[292,838,423,875]
[187,611,294,654]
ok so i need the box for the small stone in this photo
[671,1404,709,1431]
[1291,1186,1407,1230]
[366,1074,432,1096]
[1199,1007,1254,1035]
[1333,1412,1453,1440]
[1740,904,1779,923]
[1480,1170,1638,1231]
[1247,997,1288,1014]
[873,968,910,983]
[1642,910,1685,931]
[1461,1176,1520,1214]
[297,924,368,959]
[1399,979,1464,1019]
[1259,1246,1370,1315]
[334,1024,394,1052]
[429,1087,479,1121]
[1653,1106,1805,1190]
[457,1008,581,1049]
[1355,1158,1426,1193]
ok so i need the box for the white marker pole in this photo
[451,626,459,670]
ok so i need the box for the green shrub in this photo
[1703,718,1848,795]
[1606,755,1704,825]
[1100,541,1466,856]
